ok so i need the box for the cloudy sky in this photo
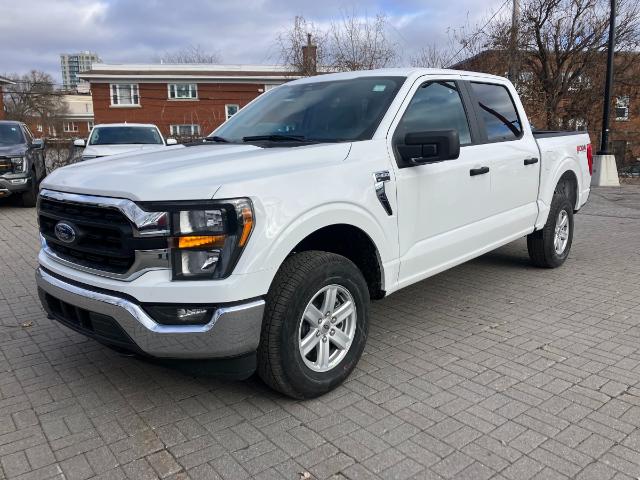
[1,0,506,84]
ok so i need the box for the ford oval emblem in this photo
[54,221,76,244]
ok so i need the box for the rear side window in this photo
[395,81,472,146]
[470,82,522,142]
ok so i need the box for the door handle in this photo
[470,166,490,176]
[524,157,539,165]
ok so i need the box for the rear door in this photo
[390,76,494,288]
[462,80,540,236]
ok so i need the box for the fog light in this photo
[144,305,215,325]
[172,249,221,280]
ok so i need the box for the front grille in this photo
[39,197,136,273]
[0,157,12,175]
[42,290,136,348]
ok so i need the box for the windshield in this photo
[89,126,163,145]
[0,124,25,146]
[211,76,405,143]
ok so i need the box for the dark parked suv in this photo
[0,120,47,207]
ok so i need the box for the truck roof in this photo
[292,68,507,85]
[93,123,160,128]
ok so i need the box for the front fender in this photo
[237,201,398,294]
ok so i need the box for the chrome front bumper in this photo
[36,268,265,359]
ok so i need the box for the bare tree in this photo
[156,44,221,64]
[276,16,329,75]
[3,71,67,130]
[458,0,640,130]
[328,12,398,71]
[410,42,458,68]
[277,12,398,73]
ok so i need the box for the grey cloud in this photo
[0,0,506,83]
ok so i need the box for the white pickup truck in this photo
[36,69,592,398]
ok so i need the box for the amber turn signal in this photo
[176,235,226,249]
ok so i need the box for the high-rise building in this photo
[60,51,101,90]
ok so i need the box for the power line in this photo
[445,0,511,67]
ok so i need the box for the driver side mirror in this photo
[396,130,460,168]
[73,138,86,147]
[166,138,178,145]
[31,138,45,150]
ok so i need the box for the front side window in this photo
[213,76,405,143]
[111,84,140,106]
[170,124,200,136]
[394,81,472,146]
[169,83,198,99]
[470,82,522,142]
[616,96,630,121]
[89,126,163,145]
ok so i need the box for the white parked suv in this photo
[36,69,592,398]
[74,123,179,160]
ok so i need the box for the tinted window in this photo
[212,76,405,143]
[395,81,471,145]
[470,82,522,141]
[89,127,163,145]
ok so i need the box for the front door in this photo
[390,77,493,288]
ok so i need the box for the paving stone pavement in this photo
[1,186,640,480]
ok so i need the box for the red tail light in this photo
[587,143,593,176]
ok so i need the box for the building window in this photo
[36,124,43,133]
[87,121,94,131]
[170,124,200,136]
[225,104,239,120]
[616,96,629,121]
[63,122,79,133]
[168,83,198,99]
[48,126,57,137]
[110,84,139,106]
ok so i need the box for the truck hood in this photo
[42,142,352,201]
[0,144,28,156]
[82,143,168,158]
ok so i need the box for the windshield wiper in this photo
[204,136,230,143]
[242,134,309,142]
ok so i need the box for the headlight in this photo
[162,199,254,280]
[10,157,26,173]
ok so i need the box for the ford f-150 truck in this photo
[0,120,46,207]
[35,69,592,398]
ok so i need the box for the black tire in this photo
[19,177,38,208]
[257,251,369,399]
[527,193,574,268]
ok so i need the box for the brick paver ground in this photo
[1,186,639,480]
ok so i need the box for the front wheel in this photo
[257,251,369,399]
[18,177,38,208]
[527,193,574,268]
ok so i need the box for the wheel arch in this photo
[257,205,392,300]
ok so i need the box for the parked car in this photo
[74,123,179,160]
[619,163,640,177]
[36,69,592,398]
[0,120,46,207]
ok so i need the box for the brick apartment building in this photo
[0,76,15,120]
[454,50,640,166]
[78,64,299,138]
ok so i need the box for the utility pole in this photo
[508,0,520,82]
[592,0,620,186]
[598,0,616,154]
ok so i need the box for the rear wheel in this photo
[257,251,369,399]
[527,193,574,268]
